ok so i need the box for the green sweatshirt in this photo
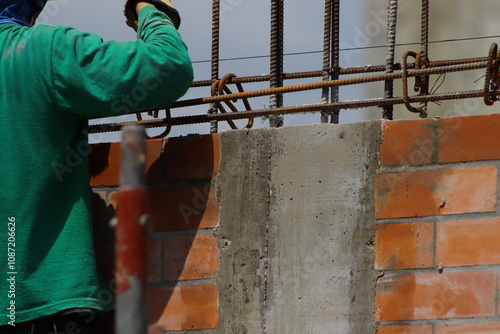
[0,7,193,325]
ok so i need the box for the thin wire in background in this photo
[191,34,500,64]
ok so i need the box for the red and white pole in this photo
[115,125,148,334]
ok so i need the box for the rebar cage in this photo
[90,0,500,138]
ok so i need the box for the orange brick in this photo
[438,114,500,163]
[436,322,500,333]
[437,218,500,267]
[376,271,495,321]
[375,166,497,219]
[109,191,118,209]
[148,238,162,283]
[90,139,163,186]
[149,185,219,232]
[380,119,435,166]
[164,234,218,281]
[148,284,218,330]
[377,325,433,334]
[375,222,434,270]
[165,134,220,182]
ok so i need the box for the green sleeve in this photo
[51,6,193,118]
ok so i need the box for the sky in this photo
[39,0,380,142]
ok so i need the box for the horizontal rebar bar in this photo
[89,89,489,134]
[190,57,489,87]
[89,52,497,135]
[171,61,488,109]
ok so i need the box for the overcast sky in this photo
[39,0,379,141]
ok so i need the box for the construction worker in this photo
[0,0,193,333]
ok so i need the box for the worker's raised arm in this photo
[50,2,193,118]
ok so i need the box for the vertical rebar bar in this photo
[321,0,340,124]
[383,0,398,120]
[269,0,284,127]
[116,125,148,334]
[330,0,340,124]
[210,0,220,133]
[321,0,332,123]
[419,0,430,118]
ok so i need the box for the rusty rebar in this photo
[170,61,489,109]
[419,0,430,117]
[484,43,500,106]
[210,0,220,133]
[212,73,254,129]
[420,0,429,68]
[90,90,491,134]
[330,0,340,124]
[190,57,489,88]
[402,51,422,113]
[321,0,332,123]
[92,46,499,136]
[269,0,285,127]
[99,59,490,131]
[321,0,340,124]
[383,0,398,120]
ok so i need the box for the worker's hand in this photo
[124,0,181,31]
[136,2,153,13]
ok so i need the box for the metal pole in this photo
[269,0,284,127]
[116,125,148,334]
[209,0,220,133]
[383,0,398,120]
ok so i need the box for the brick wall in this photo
[90,134,220,333]
[375,114,500,333]
[89,113,500,333]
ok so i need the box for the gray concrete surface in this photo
[215,122,381,334]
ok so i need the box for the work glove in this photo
[124,0,181,31]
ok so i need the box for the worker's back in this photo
[0,4,193,329]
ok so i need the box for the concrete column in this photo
[216,121,381,334]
